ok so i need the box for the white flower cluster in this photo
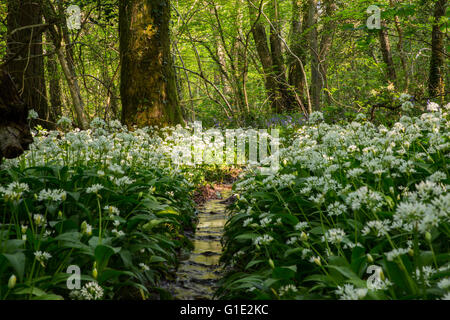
[253,234,274,246]
[37,189,67,202]
[70,281,104,300]
[335,284,367,300]
[0,182,30,201]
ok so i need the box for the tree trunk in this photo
[390,0,409,90]
[308,0,321,111]
[248,0,281,113]
[288,0,308,106]
[319,0,336,105]
[269,0,296,112]
[46,45,62,122]
[119,0,184,128]
[379,21,397,84]
[0,68,33,162]
[40,0,89,129]
[428,0,447,99]
[6,0,49,127]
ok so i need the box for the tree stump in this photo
[0,67,33,163]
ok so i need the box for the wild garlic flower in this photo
[27,110,39,120]
[326,202,347,217]
[253,234,274,246]
[260,217,272,228]
[34,251,52,267]
[243,218,253,227]
[294,222,308,231]
[309,111,324,123]
[112,229,125,237]
[37,189,67,202]
[427,102,440,112]
[361,220,391,237]
[139,263,150,271]
[335,284,367,300]
[0,182,29,201]
[33,214,46,227]
[104,205,120,216]
[279,284,298,297]
[437,277,450,290]
[75,282,104,300]
[385,247,410,261]
[322,228,346,245]
[86,184,104,194]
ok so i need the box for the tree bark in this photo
[269,0,296,112]
[46,44,62,122]
[379,21,397,84]
[428,0,447,99]
[288,0,308,106]
[40,0,89,129]
[308,0,321,111]
[248,0,281,113]
[119,0,184,128]
[318,0,336,105]
[6,0,49,127]
[0,68,33,162]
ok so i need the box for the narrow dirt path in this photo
[167,186,232,299]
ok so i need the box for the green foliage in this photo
[217,104,450,300]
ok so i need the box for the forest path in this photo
[166,185,232,300]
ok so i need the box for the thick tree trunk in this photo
[46,46,62,122]
[308,0,321,111]
[428,0,447,99]
[319,0,336,105]
[379,21,397,84]
[0,68,33,162]
[119,0,184,128]
[7,0,49,127]
[269,0,296,112]
[288,0,308,106]
[248,0,281,113]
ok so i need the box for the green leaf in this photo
[95,244,115,270]
[245,259,265,270]
[13,286,47,297]
[272,266,297,280]
[31,294,64,300]
[2,252,25,282]
[149,255,167,263]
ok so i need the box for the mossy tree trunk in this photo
[119,0,184,128]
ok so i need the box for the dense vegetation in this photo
[219,103,450,300]
[0,0,448,301]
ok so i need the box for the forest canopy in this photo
[0,0,448,129]
[0,0,449,304]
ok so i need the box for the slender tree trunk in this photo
[40,0,89,129]
[55,45,89,129]
[7,0,49,127]
[428,0,447,99]
[119,0,184,127]
[379,21,397,84]
[390,0,409,90]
